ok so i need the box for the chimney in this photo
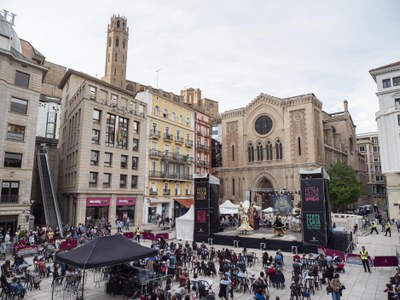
[343,100,348,112]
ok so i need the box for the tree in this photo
[328,160,364,212]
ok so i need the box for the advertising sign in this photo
[300,179,325,212]
[86,197,110,207]
[116,197,136,206]
[195,209,209,235]
[302,211,327,245]
[194,183,209,209]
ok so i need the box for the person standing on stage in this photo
[360,246,371,273]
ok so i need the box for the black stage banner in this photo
[300,179,325,212]
[194,183,209,209]
[194,209,209,235]
[302,211,327,245]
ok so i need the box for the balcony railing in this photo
[0,195,19,204]
[150,130,161,139]
[149,171,192,181]
[150,149,162,158]
[175,136,184,144]
[197,130,203,136]
[175,189,181,196]
[185,140,193,148]
[185,189,191,195]
[163,189,170,196]
[149,189,158,195]
[163,133,173,142]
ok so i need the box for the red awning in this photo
[175,199,193,208]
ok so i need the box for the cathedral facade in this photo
[218,93,360,209]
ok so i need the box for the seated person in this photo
[10,277,26,298]
[17,256,31,274]
[1,260,13,277]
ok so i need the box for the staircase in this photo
[37,150,63,237]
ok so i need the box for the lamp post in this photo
[30,199,35,215]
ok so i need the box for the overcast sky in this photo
[5,1,400,133]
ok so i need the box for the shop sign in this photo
[116,197,136,206]
[86,197,110,207]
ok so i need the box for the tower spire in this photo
[102,14,129,88]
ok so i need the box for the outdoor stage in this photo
[197,227,315,253]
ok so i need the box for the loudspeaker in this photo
[233,240,240,248]
[260,243,267,251]
[291,246,298,254]
[208,238,214,245]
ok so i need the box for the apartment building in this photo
[0,10,47,232]
[58,69,147,227]
[370,61,400,218]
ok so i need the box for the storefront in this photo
[86,197,110,227]
[174,198,194,218]
[146,198,173,224]
[116,197,136,223]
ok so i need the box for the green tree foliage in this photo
[328,160,363,212]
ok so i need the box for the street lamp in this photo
[30,199,35,215]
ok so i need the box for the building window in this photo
[120,174,127,188]
[105,113,116,146]
[349,137,354,154]
[393,76,400,87]
[163,109,168,118]
[1,181,19,204]
[132,157,138,170]
[396,99,400,109]
[171,112,175,121]
[4,152,22,168]
[359,145,365,152]
[132,138,139,151]
[15,71,30,88]
[116,37,119,47]
[179,115,183,123]
[116,117,128,149]
[298,137,302,156]
[275,140,282,160]
[186,117,190,125]
[382,79,391,88]
[133,121,139,134]
[89,86,97,100]
[46,111,57,139]
[90,150,99,166]
[89,172,98,187]
[398,115,400,126]
[131,175,138,188]
[93,109,101,122]
[10,97,28,114]
[266,141,273,160]
[104,152,112,167]
[257,142,263,161]
[121,155,128,169]
[232,178,235,196]
[154,106,160,116]
[7,124,25,141]
[92,129,100,144]
[232,145,235,161]
[247,143,254,162]
[103,173,111,187]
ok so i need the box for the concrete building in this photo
[219,93,359,209]
[58,69,147,227]
[194,110,212,175]
[0,10,47,232]
[370,61,400,218]
[356,132,386,208]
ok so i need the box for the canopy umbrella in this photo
[220,207,238,215]
[219,199,239,209]
[263,207,275,213]
[54,234,157,299]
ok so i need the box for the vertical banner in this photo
[194,182,210,235]
[301,178,329,247]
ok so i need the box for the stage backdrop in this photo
[300,168,332,248]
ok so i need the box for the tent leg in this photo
[81,269,86,300]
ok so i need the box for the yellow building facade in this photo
[137,89,195,224]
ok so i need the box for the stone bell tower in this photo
[103,14,129,88]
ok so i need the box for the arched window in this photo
[275,139,283,160]
[171,112,175,121]
[115,53,117,62]
[349,137,354,154]
[232,178,235,196]
[108,37,111,47]
[126,84,133,92]
[248,143,254,162]
[117,20,120,28]
[266,141,273,160]
[232,145,235,161]
[298,137,302,156]
[116,37,119,47]
[163,109,168,118]
[179,115,183,123]
[257,142,263,161]
[123,39,126,49]
[154,106,159,116]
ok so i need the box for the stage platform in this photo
[196,227,316,253]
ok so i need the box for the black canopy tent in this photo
[54,234,158,299]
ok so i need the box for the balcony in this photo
[175,136,184,144]
[0,195,19,204]
[185,189,191,195]
[149,189,158,195]
[175,189,181,196]
[185,140,193,148]
[150,149,162,158]
[149,171,192,181]
[163,133,173,142]
[163,151,171,160]
[150,130,161,139]
[197,129,203,136]
[163,189,170,196]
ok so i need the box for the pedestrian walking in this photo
[385,220,392,237]
[329,273,343,300]
[396,219,400,233]
[360,246,371,273]
[370,220,379,235]
[135,226,141,243]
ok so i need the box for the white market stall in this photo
[175,205,194,241]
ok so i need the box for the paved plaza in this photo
[7,227,399,300]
